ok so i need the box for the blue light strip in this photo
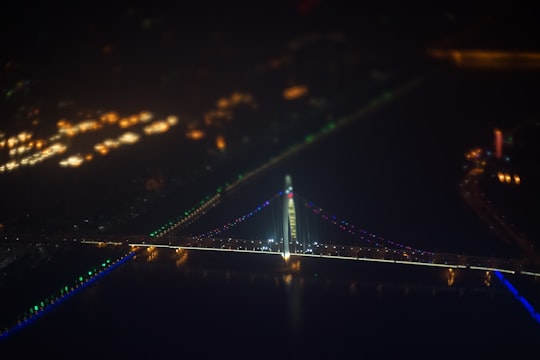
[193,191,282,240]
[494,270,540,324]
[0,250,136,342]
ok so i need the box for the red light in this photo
[287,192,293,199]
[494,128,503,159]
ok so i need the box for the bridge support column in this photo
[283,174,297,261]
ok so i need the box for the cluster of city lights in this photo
[0,250,136,341]
[465,147,483,161]
[497,171,521,185]
[203,91,256,127]
[0,110,178,172]
[184,91,258,150]
[0,88,273,175]
[302,197,435,256]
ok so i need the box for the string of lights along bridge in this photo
[117,174,539,278]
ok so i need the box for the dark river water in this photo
[1,247,539,358]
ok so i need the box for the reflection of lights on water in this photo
[283,273,293,285]
[447,268,455,286]
[146,246,157,262]
[290,260,301,272]
[484,271,492,287]
[175,248,188,267]
[349,281,358,295]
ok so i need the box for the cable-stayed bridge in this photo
[72,174,540,279]
[4,174,540,278]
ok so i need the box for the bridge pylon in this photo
[283,174,297,261]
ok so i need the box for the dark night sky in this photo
[4,1,539,57]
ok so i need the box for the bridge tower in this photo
[282,174,298,261]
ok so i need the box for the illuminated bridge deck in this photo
[4,233,539,278]
[77,236,540,278]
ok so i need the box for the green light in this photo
[106,259,110,263]
[305,134,314,143]
[79,276,84,281]
[102,263,106,267]
[40,301,44,307]
[34,305,39,311]
[88,271,92,275]
[64,286,69,291]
